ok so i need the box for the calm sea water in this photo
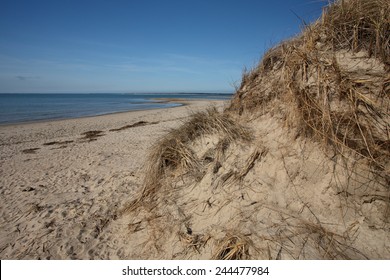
[0,93,232,125]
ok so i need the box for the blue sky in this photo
[0,0,327,93]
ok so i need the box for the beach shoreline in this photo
[0,93,233,126]
[0,99,227,259]
[0,97,218,127]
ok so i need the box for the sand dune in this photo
[120,0,389,259]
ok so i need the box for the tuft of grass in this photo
[212,234,250,260]
[140,107,252,205]
[321,0,390,67]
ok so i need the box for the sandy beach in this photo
[0,99,226,259]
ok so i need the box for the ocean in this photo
[0,93,232,125]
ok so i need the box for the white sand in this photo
[0,99,226,259]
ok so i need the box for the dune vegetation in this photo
[123,0,390,259]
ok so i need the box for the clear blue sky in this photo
[0,0,327,93]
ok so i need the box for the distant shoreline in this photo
[0,98,228,128]
[0,98,183,127]
[0,93,232,126]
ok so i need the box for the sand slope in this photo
[122,111,389,259]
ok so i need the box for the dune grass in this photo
[230,0,389,181]
[321,0,390,66]
[140,107,252,205]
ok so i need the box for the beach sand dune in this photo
[0,100,225,259]
[117,0,389,259]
